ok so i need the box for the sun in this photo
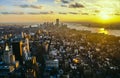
[101,14,109,20]
[99,12,110,20]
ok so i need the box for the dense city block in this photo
[0,20,120,78]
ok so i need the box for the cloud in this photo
[69,3,85,8]
[30,5,43,9]
[55,0,69,4]
[61,4,68,7]
[28,12,40,14]
[91,14,96,16]
[62,0,69,3]
[114,13,120,16]
[1,12,24,15]
[17,4,43,9]
[94,10,100,13]
[59,12,67,14]
[69,12,79,14]
[28,11,54,15]
[81,13,89,15]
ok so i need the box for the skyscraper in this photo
[23,38,31,60]
[12,41,23,64]
[56,19,59,26]
[25,38,30,52]
[10,55,15,64]
[3,44,12,64]
[21,32,24,38]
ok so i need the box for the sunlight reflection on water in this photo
[67,23,120,37]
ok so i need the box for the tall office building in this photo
[10,55,15,64]
[56,19,59,26]
[23,38,31,60]
[23,46,29,60]
[12,41,23,64]
[21,32,24,38]
[31,56,36,64]
[5,43,10,51]
[3,44,12,64]
[25,38,30,52]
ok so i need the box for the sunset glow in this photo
[99,13,110,20]
[0,0,120,23]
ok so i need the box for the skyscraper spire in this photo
[5,43,10,51]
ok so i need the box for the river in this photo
[67,23,120,37]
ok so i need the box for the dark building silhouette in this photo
[56,19,59,26]
[12,41,23,64]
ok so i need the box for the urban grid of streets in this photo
[0,22,120,78]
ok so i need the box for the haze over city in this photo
[0,0,120,78]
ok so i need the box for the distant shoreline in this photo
[0,22,120,30]
[67,22,120,30]
[85,25,120,30]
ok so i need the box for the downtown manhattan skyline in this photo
[0,0,120,23]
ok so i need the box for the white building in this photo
[45,59,59,68]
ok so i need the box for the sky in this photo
[0,0,120,23]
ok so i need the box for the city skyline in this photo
[0,0,120,23]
